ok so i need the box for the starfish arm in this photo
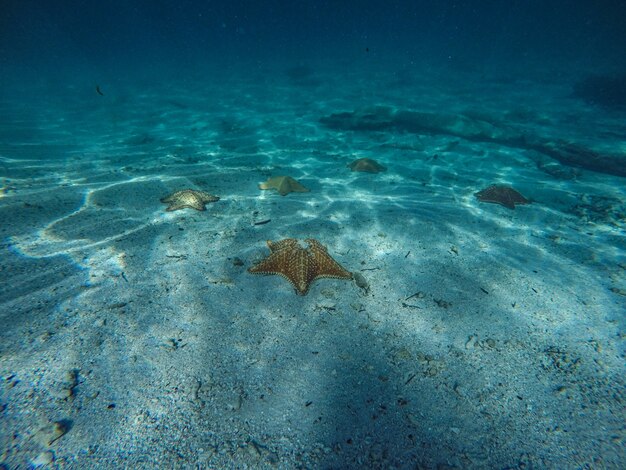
[268,238,298,252]
[171,202,205,211]
[306,239,353,279]
[277,181,290,196]
[248,248,311,295]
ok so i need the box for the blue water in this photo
[2,1,626,85]
[1,1,625,468]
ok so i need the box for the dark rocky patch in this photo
[573,74,626,109]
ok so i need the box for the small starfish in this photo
[160,189,220,211]
[248,238,353,295]
[475,185,530,210]
[258,176,309,196]
[347,158,386,173]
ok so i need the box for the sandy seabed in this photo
[1,64,625,469]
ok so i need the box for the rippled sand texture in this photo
[1,65,625,468]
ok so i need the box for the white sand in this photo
[1,64,624,468]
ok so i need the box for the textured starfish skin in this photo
[258,176,309,196]
[160,189,220,211]
[248,238,353,295]
[259,176,309,196]
[347,158,386,173]
[475,185,530,210]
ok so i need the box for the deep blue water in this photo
[2,0,626,84]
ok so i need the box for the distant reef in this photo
[320,106,626,177]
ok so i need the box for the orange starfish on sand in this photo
[248,238,352,295]
[347,158,386,173]
[160,189,220,211]
[258,176,309,196]
[475,185,531,210]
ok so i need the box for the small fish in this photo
[96,85,104,96]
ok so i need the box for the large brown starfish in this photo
[248,238,353,295]
[347,158,386,173]
[160,189,220,211]
[258,176,309,196]
[475,185,531,210]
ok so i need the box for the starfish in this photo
[475,185,531,210]
[347,158,386,173]
[160,189,220,211]
[248,238,353,295]
[258,176,309,196]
